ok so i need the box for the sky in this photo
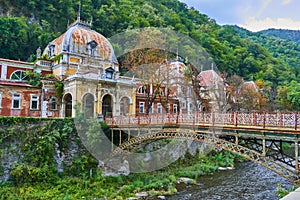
[179,0,300,32]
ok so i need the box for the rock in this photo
[126,198,138,200]
[177,177,196,184]
[102,160,130,177]
[187,140,208,156]
[226,167,235,170]
[157,195,166,200]
[218,166,235,171]
[135,191,149,197]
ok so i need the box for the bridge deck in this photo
[106,112,300,184]
[106,112,300,136]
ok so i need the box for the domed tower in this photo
[38,18,136,118]
[42,17,119,79]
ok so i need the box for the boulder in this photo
[177,177,196,184]
[102,160,130,177]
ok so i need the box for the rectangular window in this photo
[139,102,145,113]
[173,104,178,113]
[30,95,39,110]
[182,101,186,109]
[157,103,162,114]
[0,92,2,108]
[12,93,21,109]
[120,102,124,115]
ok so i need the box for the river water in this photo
[168,161,293,200]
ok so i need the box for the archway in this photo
[64,93,72,117]
[102,94,113,119]
[120,96,130,116]
[83,93,94,119]
[109,129,298,183]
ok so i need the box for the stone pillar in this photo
[295,141,299,171]
[111,129,114,151]
[61,99,65,118]
[99,101,102,115]
[262,138,266,156]
[128,129,131,141]
[1,63,7,79]
[235,135,239,145]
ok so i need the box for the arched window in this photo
[87,40,98,56]
[137,86,146,94]
[10,70,28,81]
[48,44,55,57]
[50,97,57,110]
[120,97,130,115]
[82,93,94,119]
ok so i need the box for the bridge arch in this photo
[110,129,298,183]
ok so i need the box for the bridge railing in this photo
[105,112,300,130]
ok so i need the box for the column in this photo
[1,63,7,79]
[111,129,114,151]
[262,138,266,156]
[235,135,239,145]
[295,141,299,171]
[119,129,122,146]
[128,129,131,141]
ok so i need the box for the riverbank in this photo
[0,150,240,199]
[169,161,294,200]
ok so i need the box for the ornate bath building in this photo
[0,17,225,118]
[0,18,136,118]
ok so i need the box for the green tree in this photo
[287,80,300,110]
[0,17,29,60]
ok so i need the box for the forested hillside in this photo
[231,25,300,79]
[260,28,300,44]
[1,0,300,110]
[231,25,300,110]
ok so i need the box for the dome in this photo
[43,19,118,63]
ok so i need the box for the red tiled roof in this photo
[197,70,223,87]
[0,58,33,65]
[44,20,116,62]
[0,80,38,87]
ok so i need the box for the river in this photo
[168,161,293,200]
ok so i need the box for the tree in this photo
[0,17,29,60]
[276,86,292,111]
[286,81,300,110]
[130,61,183,115]
[238,82,267,112]
[224,74,244,111]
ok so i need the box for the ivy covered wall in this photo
[0,117,98,185]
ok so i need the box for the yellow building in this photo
[41,17,136,118]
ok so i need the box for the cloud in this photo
[282,0,292,5]
[239,17,300,32]
[255,0,273,18]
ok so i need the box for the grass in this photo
[0,151,238,200]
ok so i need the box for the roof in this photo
[0,58,34,66]
[197,70,223,87]
[0,80,38,87]
[43,19,118,63]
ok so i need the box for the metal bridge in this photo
[105,112,300,184]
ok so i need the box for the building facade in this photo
[0,18,136,119]
[42,18,136,119]
[0,58,60,117]
[0,18,226,118]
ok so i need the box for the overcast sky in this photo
[179,0,300,32]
